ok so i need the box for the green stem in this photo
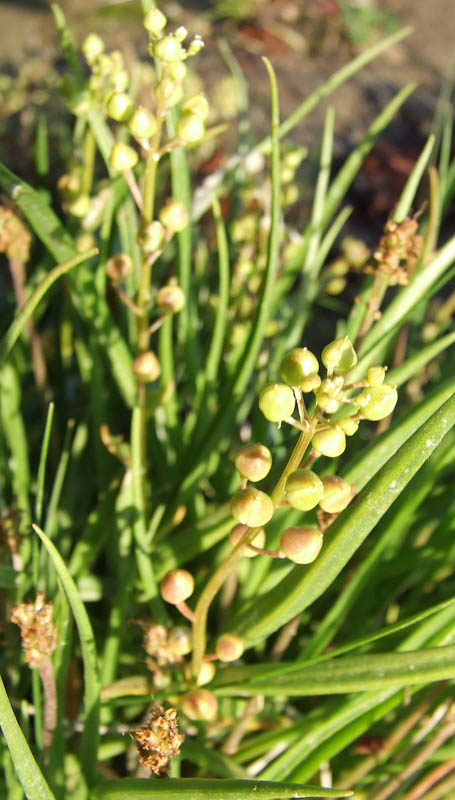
[191,414,318,676]
[82,127,96,196]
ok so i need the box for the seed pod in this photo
[156,285,185,314]
[168,62,187,82]
[315,377,344,414]
[355,384,398,421]
[139,221,165,253]
[234,443,272,482]
[300,373,321,393]
[311,425,346,457]
[129,106,157,139]
[106,253,132,283]
[279,527,323,564]
[181,689,218,721]
[216,634,244,662]
[159,200,188,233]
[177,112,205,144]
[67,194,91,218]
[258,383,295,422]
[154,35,184,63]
[156,76,184,108]
[319,475,352,513]
[107,92,133,122]
[160,569,194,605]
[366,366,387,387]
[82,33,105,64]
[195,661,215,686]
[280,347,319,388]
[133,352,161,382]
[338,416,359,436]
[111,70,130,93]
[322,336,357,375]
[166,626,192,656]
[230,488,274,527]
[228,524,265,557]
[285,469,324,511]
[181,93,209,121]
[143,7,167,35]
[109,142,138,171]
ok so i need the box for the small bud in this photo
[166,626,192,656]
[111,70,130,93]
[187,36,204,56]
[311,425,346,458]
[156,76,184,108]
[177,111,205,144]
[258,383,295,423]
[315,378,345,415]
[106,253,132,283]
[319,475,352,513]
[139,221,165,253]
[107,92,133,122]
[322,336,357,375]
[58,172,80,199]
[160,569,194,605]
[195,662,215,686]
[280,348,319,388]
[229,524,266,557]
[129,106,158,140]
[133,351,161,382]
[300,373,322,393]
[338,416,359,436]
[285,469,324,511]
[168,62,187,82]
[181,689,217,721]
[325,277,347,296]
[159,200,188,233]
[279,527,323,564]
[156,285,185,314]
[366,366,387,387]
[234,443,272,482]
[109,142,138,171]
[230,488,274,527]
[215,634,244,662]
[143,7,167,35]
[82,33,104,64]
[354,385,398,421]
[67,194,91,218]
[154,35,184,63]
[181,93,209,121]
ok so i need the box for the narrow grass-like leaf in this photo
[92,777,352,799]
[34,403,55,525]
[387,331,455,387]
[0,674,55,800]
[393,134,435,222]
[32,524,100,788]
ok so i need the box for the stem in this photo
[191,414,318,676]
[175,601,195,623]
[402,760,455,800]
[81,126,96,196]
[38,658,57,759]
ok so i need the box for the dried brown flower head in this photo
[0,204,31,263]
[133,705,184,776]
[11,591,57,667]
[365,212,424,286]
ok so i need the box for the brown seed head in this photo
[133,704,184,776]
[11,592,57,667]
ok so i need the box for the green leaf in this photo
[92,777,353,799]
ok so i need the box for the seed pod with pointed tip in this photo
[139,221,165,254]
[154,35,184,63]
[82,33,105,64]
[143,7,167,35]
[160,569,194,605]
[322,336,357,375]
[366,366,387,387]
[129,106,157,139]
[133,352,161,382]
[228,524,266,557]
[106,253,132,284]
[355,384,398,421]
[280,347,319,388]
[338,416,359,436]
[177,112,205,144]
[181,689,218,721]
[319,475,352,513]
[285,469,324,511]
[156,285,185,314]
[181,93,209,121]
[216,634,244,662]
[279,527,323,564]
[259,383,295,422]
[230,488,274,527]
[159,200,188,233]
[312,425,346,457]
[107,92,133,122]
[109,142,138,171]
[234,443,272,482]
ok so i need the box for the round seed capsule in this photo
[322,336,357,375]
[106,253,132,283]
[128,106,157,139]
[143,7,167,35]
[159,200,188,233]
[166,626,192,656]
[181,689,218,721]
[154,35,184,63]
[216,634,244,662]
[234,443,272,482]
[82,33,105,64]
[366,366,387,387]
[228,524,266,557]
[230,488,274,527]
[160,569,194,605]
[319,475,352,513]
[156,285,185,314]
[107,92,133,122]
[109,142,138,171]
[285,469,324,511]
[338,416,359,436]
[279,527,323,564]
[355,384,398,421]
[177,111,205,144]
[133,351,161,382]
[139,221,165,253]
[280,347,319,388]
[259,383,295,423]
[311,425,346,458]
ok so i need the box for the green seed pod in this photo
[111,70,130,93]
[168,61,187,82]
[228,524,265,557]
[67,194,91,218]
[128,106,157,139]
[325,277,347,296]
[107,92,133,122]
[312,425,346,458]
[154,35,184,63]
[315,377,344,414]
[322,336,357,375]
[166,626,192,655]
[283,146,307,169]
[184,661,216,686]
[156,75,184,108]
[258,383,295,423]
[109,142,138,171]
[156,285,185,314]
[106,253,132,283]
[181,689,218,721]
[234,443,272,482]
[159,200,189,233]
[355,384,398,421]
[181,93,209,121]
[57,172,81,199]
[366,365,387,387]
[133,351,161,382]
[138,220,165,253]
[338,416,359,436]
[160,569,194,605]
[319,475,352,513]
[143,7,167,35]
[279,527,323,564]
[216,634,244,662]
[177,111,205,144]
[280,347,319,388]
[300,373,322,393]
[82,33,105,64]
[285,469,324,511]
[230,488,274,527]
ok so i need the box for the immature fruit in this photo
[280,527,323,564]
[355,384,398,421]
[107,92,133,122]
[159,200,188,233]
[234,443,272,482]
[228,524,266,557]
[133,352,161,382]
[322,336,357,375]
[67,194,91,218]
[106,253,132,283]
[177,112,205,144]
[166,626,192,656]
[156,285,185,314]
[139,221,165,253]
[285,469,324,511]
[129,106,157,139]
[82,33,104,64]
[109,142,138,171]
[143,7,167,35]
[315,377,345,414]
[319,475,352,513]
[154,35,184,63]
[366,366,387,387]
[259,383,295,422]
[338,416,359,436]
[160,569,194,605]
[311,425,346,457]
[181,93,209,121]
[300,373,321,393]
[216,634,244,662]
[280,347,319,388]
[181,689,218,721]
[230,488,274,527]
